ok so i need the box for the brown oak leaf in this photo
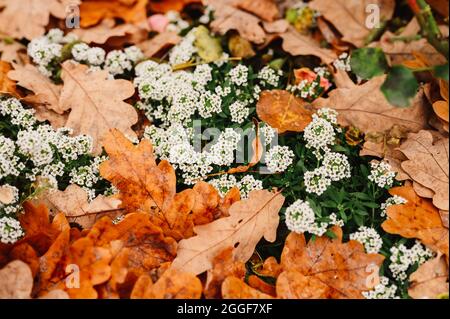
[59,61,138,154]
[171,190,285,275]
[236,0,279,22]
[222,276,274,299]
[408,253,449,299]
[399,130,449,211]
[309,0,395,47]
[0,61,18,96]
[313,76,430,134]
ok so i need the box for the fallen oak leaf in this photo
[279,227,385,299]
[137,31,181,58]
[313,76,430,134]
[382,186,449,258]
[0,40,29,65]
[399,130,449,211]
[0,260,33,299]
[204,247,246,299]
[80,0,148,28]
[236,0,279,22]
[222,276,274,299]
[131,268,202,299]
[408,253,449,299]
[256,90,313,134]
[0,0,80,40]
[149,0,201,13]
[170,189,285,275]
[8,63,63,113]
[43,184,122,229]
[309,0,395,48]
[59,61,138,154]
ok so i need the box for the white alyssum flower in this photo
[368,161,396,188]
[169,30,197,66]
[198,91,222,118]
[0,136,21,179]
[350,226,383,253]
[229,100,250,124]
[105,50,133,75]
[304,167,332,196]
[380,195,407,217]
[322,152,351,181]
[208,128,241,166]
[0,97,36,128]
[303,115,336,151]
[258,66,282,87]
[389,241,434,281]
[363,276,399,299]
[209,174,238,197]
[285,199,319,234]
[0,216,24,244]
[228,64,249,86]
[27,36,62,72]
[124,46,144,63]
[265,145,295,173]
[86,47,106,66]
[260,123,276,146]
[316,107,338,125]
[71,42,90,62]
[237,175,263,199]
[70,156,107,191]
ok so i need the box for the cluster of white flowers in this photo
[229,100,250,124]
[350,226,383,253]
[1,92,37,128]
[363,276,399,299]
[104,46,144,76]
[265,145,295,173]
[166,10,190,33]
[322,152,351,181]
[208,128,242,166]
[0,216,24,244]
[199,5,214,24]
[389,241,434,281]
[368,161,396,188]
[257,66,282,87]
[333,52,351,72]
[27,29,70,76]
[380,195,407,217]
[287,79,320,99]
[208,174,263,199]
[169,29,197,66]
[304,167,331,196]
[303,113,336,151]
[71,43,106,66]
[69,156,107,200]
[228,64,249,86]
[0,135,21,179]
[259,123,277,146]
[285,199,343,236]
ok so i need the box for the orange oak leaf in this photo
[171,190,285,275]
[0,0,80,40]
[131,268,202,299]
[9,243,39,278]
[279,227,385,299]
[257,90,314,134]
[382,186,449,258]
[398,130,449,211]
[247,275,276,296]
[221,276,274,299]
[204,247,246,299]
[80,0,149,28]
[137,31,181,57]
[59,61,138,154]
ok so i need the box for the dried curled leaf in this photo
[0,61,18,96]
[257,90,313,133]
[59,61,138,154]
[382,186,449,258]
[171,190,285,275]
